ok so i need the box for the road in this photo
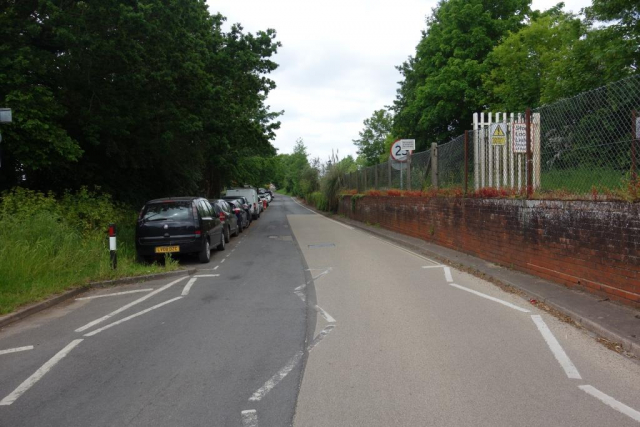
[1,195,639,426]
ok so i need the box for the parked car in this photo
[210,199,239,242]
[225,187,261,220]
[258,193,268,209]
[136,197,224,264]
[228,200,249,231]
[221,195,251,225]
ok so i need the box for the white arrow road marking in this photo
[181,277,198,296]
[307,324,336,352]
[76,289,153,300]
[314,305,336,323]
[75,276,188,332]
[83,297,182,337]
[0,340,83,406]
[0,346,34,356]
[449,283,530,313]
[241,410,259,427]
[579,385,640,422]
[532,315,581,379]
[249,351,303,402]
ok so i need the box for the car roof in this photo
[145,197,202,204]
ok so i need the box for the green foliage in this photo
[0,187,177,314]
[279,139,319,197]
[306,192,329,211]
[353,109,393,166]
[0,1,281,203]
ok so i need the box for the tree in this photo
[353,109,393,166]
[392,0,531,150]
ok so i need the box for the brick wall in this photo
[339,196,640,307]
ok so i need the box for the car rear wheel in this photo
[217,231,225,251]
[198,238,211,263]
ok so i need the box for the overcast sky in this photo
[208,0,592,162]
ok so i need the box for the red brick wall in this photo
[339,196,640,307]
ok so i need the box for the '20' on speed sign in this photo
[391,139,412,162]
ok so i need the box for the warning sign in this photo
[490,123,507,146]
[512,123,527,153]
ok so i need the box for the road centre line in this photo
[314,305,336,323]
[75,276,188,332]
[221,258,226,264]
[307,324,336,352]
[76,289,153,300]
[181,277,198,296]
[241,409,259,427]
[449,283,531,313]
[0,339,83,406]
[83,297,182,337]
[0,346,34,356]
[531,315,582,379]
[578,385,640,422]
[249,351,303,402]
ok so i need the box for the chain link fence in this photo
[343,75,640,199]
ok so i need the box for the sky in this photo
[208,0,593,162]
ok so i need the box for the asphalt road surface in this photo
[1,195,640,426]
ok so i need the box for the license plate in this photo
[155,246,180,254]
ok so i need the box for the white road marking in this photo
[76,289,153,300]
[181,277,198,296]
[241,409,259,427]
[214,265,219,270]
[449,283,530,313]
[294,284,306,302]
[249,351,304,401]
[579,385,640,422]
[194,274,220,278]
[0,339,83,406]
[422,265,444,269]
[307,324,336,351]
[531,315,582,379]
[221,258,226,264]
[444,267,453,283]
[315,305,336,323]
[75,276,188,332]
[0,346,34,356]
[83,297,182,337]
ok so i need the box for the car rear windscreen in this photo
[142,201,192,221]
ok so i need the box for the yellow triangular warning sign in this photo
[493,126,505,136]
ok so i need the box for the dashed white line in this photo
[76,289,153,300]
[315,305,336,323]
[307,324,336,351]
[249,351,303,402]
[75,275,188,332]
[0,339,83,406]
[449,283,530,313]
[531,315,581,379]
[221,258,226,264]
[579,385,640,422]
[241,409,259,427]
[83,297,182,337]
[0,346,34,356]
[444,267,453,283]
[214,265,219,270]
[181,277,198,296]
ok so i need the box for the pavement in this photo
[304,205,640,360]
[288,199,640,426]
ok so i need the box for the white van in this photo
[225,188,261,219]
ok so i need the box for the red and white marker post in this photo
[109,223,117,269]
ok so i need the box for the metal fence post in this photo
[407,154,412,190]
[633,109,638,183]
[464,130,469,195]
[526,108,533,198]
[431,143,438,189]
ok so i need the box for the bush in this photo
[306,191,329,211]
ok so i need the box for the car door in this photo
[197,200,213,242]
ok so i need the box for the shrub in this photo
[306,191,329,211]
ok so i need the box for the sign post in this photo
[390,139,413,190]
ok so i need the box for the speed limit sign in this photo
[390,139,412,162]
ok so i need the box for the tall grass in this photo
[0,188,178,315]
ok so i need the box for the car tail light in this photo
[219,212,225,222]
[195,230,201,236]
[233,208,241,214]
